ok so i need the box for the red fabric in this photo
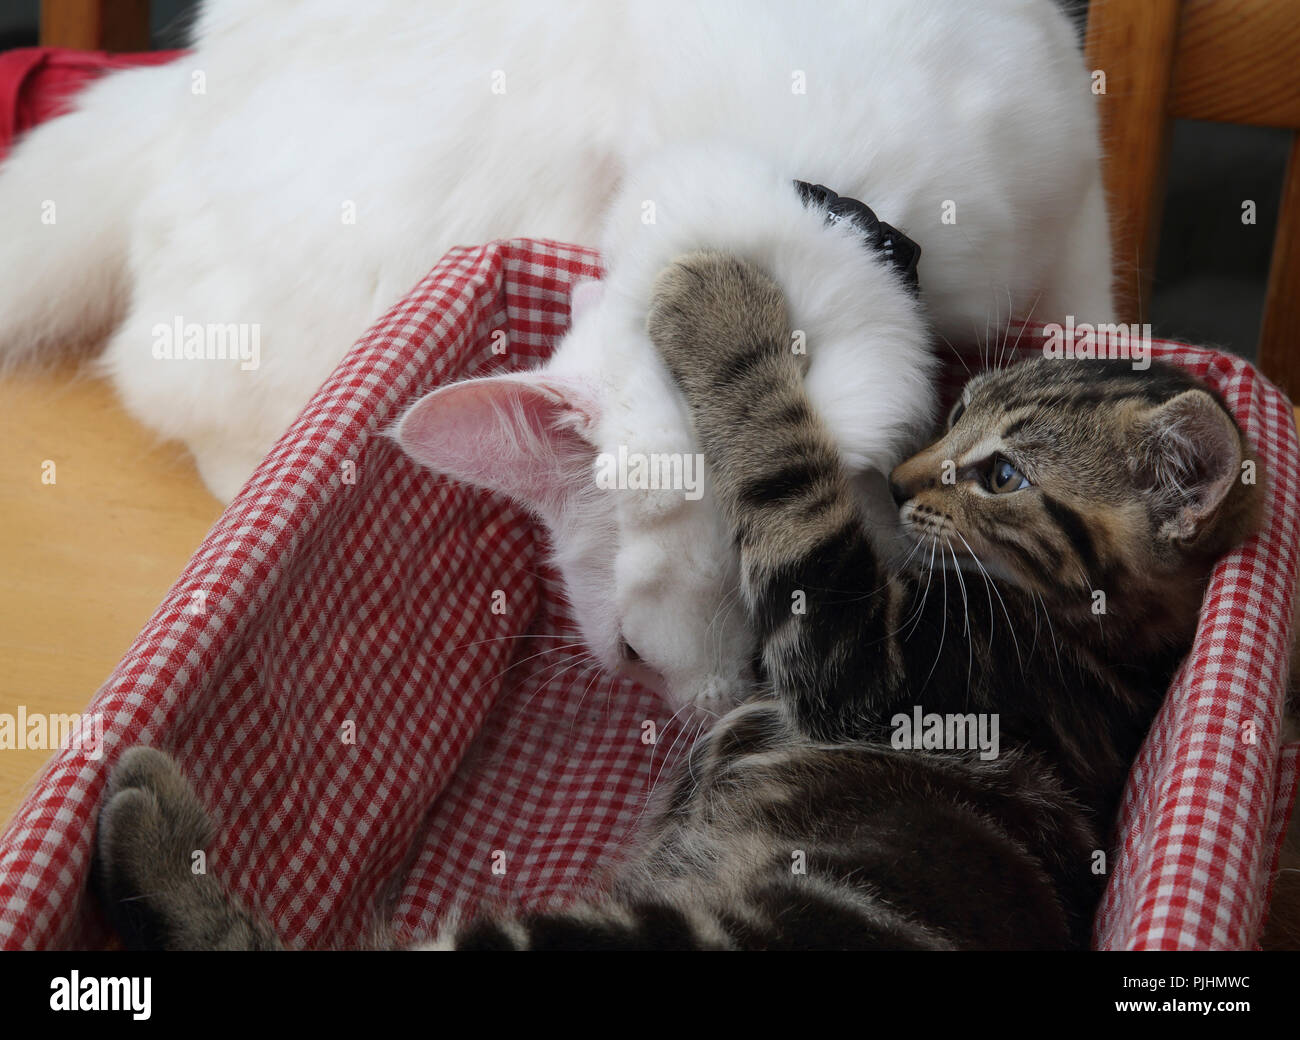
[0,47,182,161]
[0,238,1295,950]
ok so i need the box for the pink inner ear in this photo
[395,374,600,517]
[569,279,605,324]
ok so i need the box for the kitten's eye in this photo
[988,455,1031,494]
[620,639,641,663]
[948,399,966,429]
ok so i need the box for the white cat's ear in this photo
[394,373,601,516]
[569,279,605,323]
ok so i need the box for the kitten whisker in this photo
[903,536,940,642]
[1007,289,1043,362]
[642,701,701,812]
[934,330,973,382]
[944,537,974,696]
[952,529,1023,672]
[1034,589,1068,685]
[918,538,950,693]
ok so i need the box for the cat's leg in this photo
[95,746,283,950]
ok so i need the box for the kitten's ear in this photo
[1132,389,1243,544]
[394,373,600,517]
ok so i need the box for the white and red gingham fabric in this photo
[0,240,1296,950]
[938,326,1300,949]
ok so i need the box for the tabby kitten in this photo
[95,253,1262,951]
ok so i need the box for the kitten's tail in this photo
[0,62,178,368]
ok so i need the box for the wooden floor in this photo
[0,363,221,828]
[0,367,1297,834]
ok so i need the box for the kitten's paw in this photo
[95,746,214,948]
[647,251,796,389]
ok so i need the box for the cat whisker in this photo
[944,537,975,694]
[998,287,1011,370]
[642,700,700,812]
[918,537,949,693]
[566,657,608,732]
[683,715,712,790]
[952,528,1023,673]
[886,535,936,639]
[903,536,939,642]
[934,329,973,382]
[704,581,747,674]
[1007,288,1043,364]
[455,641,589,711]
[1027,581,1044,663]
[437,632,588,656]
[1034,588,1068,685]
[496,643,605,732]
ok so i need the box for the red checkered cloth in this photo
[0,240,1296,950]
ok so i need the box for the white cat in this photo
[397,143,940,705]
[0,0,1113,707]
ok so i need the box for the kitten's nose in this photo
[890,453,933,504]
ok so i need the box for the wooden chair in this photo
[1087,0,1300,399]
[39,0,150,52]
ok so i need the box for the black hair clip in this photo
[794,180,922,295]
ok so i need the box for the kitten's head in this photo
[889,358,1263,646]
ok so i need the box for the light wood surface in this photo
[0,363,221,830]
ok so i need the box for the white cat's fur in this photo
[0,0,1113,708]
[397,143,936,704]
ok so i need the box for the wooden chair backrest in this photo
[1087,0,1300,396]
